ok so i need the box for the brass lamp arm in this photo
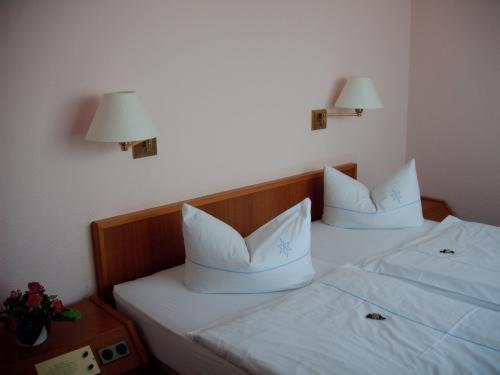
[118,138,157,158]
[327,108,364,117]
[119,141,145,151]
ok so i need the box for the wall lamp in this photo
[311,77,383,130]
[85,91,159,159]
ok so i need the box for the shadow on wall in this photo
[329,78,355,115]
[328,78,346,107]
[64,95,115,155]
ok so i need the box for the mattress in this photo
[114,220,437,374]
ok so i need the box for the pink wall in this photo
[0,0,411,303]
[407,0,500,225]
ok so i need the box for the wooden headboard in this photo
[91,162,357,304]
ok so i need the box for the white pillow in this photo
[323,159,423,229]
[183,198,315,293]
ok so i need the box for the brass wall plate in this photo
[311,109,327,130]
[132,138,157,159]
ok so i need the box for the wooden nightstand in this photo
[421,196,454,222]
[0,296,149,374]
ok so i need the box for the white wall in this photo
[0,0,411,303]
[407,0,500,225]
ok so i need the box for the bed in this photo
[90,162,500,374]
[113,220,436,374]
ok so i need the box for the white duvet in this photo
[359,216,500,308]
[188,266,500,375]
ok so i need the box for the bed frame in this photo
[91,162,357,304]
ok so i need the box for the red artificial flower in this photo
[28,282,45,294]
[26,293,43,309]
[52,299,63,314]
[2,283,80,325]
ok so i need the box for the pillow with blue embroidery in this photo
[183,198,315,293]
[323,159,423,229]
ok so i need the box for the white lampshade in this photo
[334,77,383,109]
[85,91,158,142]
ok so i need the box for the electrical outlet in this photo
[98,341,130,365]
[311,109,327,130]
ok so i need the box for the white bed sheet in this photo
[359,216,500,310]
[115,259,333,375]
[190,266,500,375]
[114,220,437,374]
[115,258,335,336]
[311,219,436,265]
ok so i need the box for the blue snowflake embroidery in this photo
[390,189,402,203]
[277,238,292,258]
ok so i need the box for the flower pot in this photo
[15,320,49,347]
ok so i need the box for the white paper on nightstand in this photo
[35,345,100,375]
